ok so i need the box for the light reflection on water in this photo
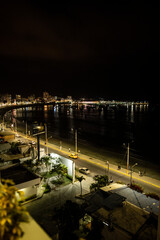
[11,103,160,162]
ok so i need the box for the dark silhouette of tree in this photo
[54,200,84,240]
[77,176,85,196]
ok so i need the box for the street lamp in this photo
[130,163,138,185]
[46,136,52,155]
[123,141,134,175]
[106,161,109,180]
[32,125,45,162]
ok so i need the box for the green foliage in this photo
[90,175,108,191]
[90,183,99,192]
[90,175,109,192]
[0,179,29,240]
[51,175,72,186]
[54,163,67,179]
[77,176,85,183]
[66,175,73,181]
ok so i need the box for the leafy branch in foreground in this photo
[0,179,29,240]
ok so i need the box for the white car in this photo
[79,167,90,175]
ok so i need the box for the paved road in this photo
[75,157,160,195]
[4,127,160,196]
[45,144,160,196]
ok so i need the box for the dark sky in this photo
[0,2,160,101]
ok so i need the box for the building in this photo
[101,183,159,216]
[0,131,15,142]
[0,142,11,154]
[83,183,158,240]
[0,93,12,104]
[43,91,50,102]
[21,215,52,240]
[0,164,41,200]
[16,94,21,103]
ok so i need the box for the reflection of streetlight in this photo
[130,163,138,185]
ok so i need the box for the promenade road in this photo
[2,127,160,196]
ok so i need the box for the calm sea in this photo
[10,103,160,164]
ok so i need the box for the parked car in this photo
[79,167,90,175]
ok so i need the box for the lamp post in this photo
[106,161,109,180]
[127,143,129,175]
[130,163,138,185]
[75,129,77,155]
[123,142,134,175]
[26,121,27,137]
[44,123,47,145]
[46,136,52,155]
[32,126,45,162]
[70,128,78,155]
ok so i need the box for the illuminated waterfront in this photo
[8,102,160,165]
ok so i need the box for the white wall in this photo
[19,186,37,199]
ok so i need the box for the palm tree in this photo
[77,176,85,196]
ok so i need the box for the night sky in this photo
[0,2,160,101]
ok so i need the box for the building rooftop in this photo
[101,183,159,215]
[92,202,157,240]
[84,186,158,240]
[85,190,126,213]
[1,164,40,185]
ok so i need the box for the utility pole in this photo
[157,200,160,240]
[130,163,138,185]
[26,121,27,136]
[107,161,109,180]
[127,143,129,174]
[44,123,47,145]
[37,135,40,162]
[75,129,77,154]
[3,115,5,129]
[32,127,45,162]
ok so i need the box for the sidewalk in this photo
[3,128,160,191]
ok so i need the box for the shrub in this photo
[90,175,109,192]
[90,183,99,192]
[67,175,73,181]
[42,183,51,193]
[145,193,159,200]
[129,182,144,193]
